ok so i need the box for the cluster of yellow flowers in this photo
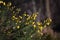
[1,1,52,38]
[1,1,52,35]
[16,26,20,29]
[0,1,11,6]
[31,13,38,20]
[11,12,39,29]
[11,15,22,29]
[11,11,52,34]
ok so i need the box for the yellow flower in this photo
[23,13,26,16]
[39,27,43,31]
[27,15,30,17]
[15,23,17,24]
[32,14,34,16]
[12,16,18,20]
[32,13,37,17]
[19,21,21,23]
[19,16,22,19]
[13,27,16,29]
[34,14,37,17]
[31,14,37,20]
[32,22,35,24]
[7,2,12,6]
[9,2,12,6]
[37,30,40,33]
[27,16,30,20]
[45,18,52,23]
[15,17,18,19]
[45,18,52,26]
[49,18,52,22]
[37,22,42,25]
[25,22,29,25]
[3,2,6,5]
[40,33,43,36]
[31,35,33,38]
[44,25,46,28]
[16,26,20,29]
[0,1,3,3]
[33,17,36,20]
[13,16,15,18]
[46,22,50,25]
[33,24,36,28]
[16,8,21,12]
